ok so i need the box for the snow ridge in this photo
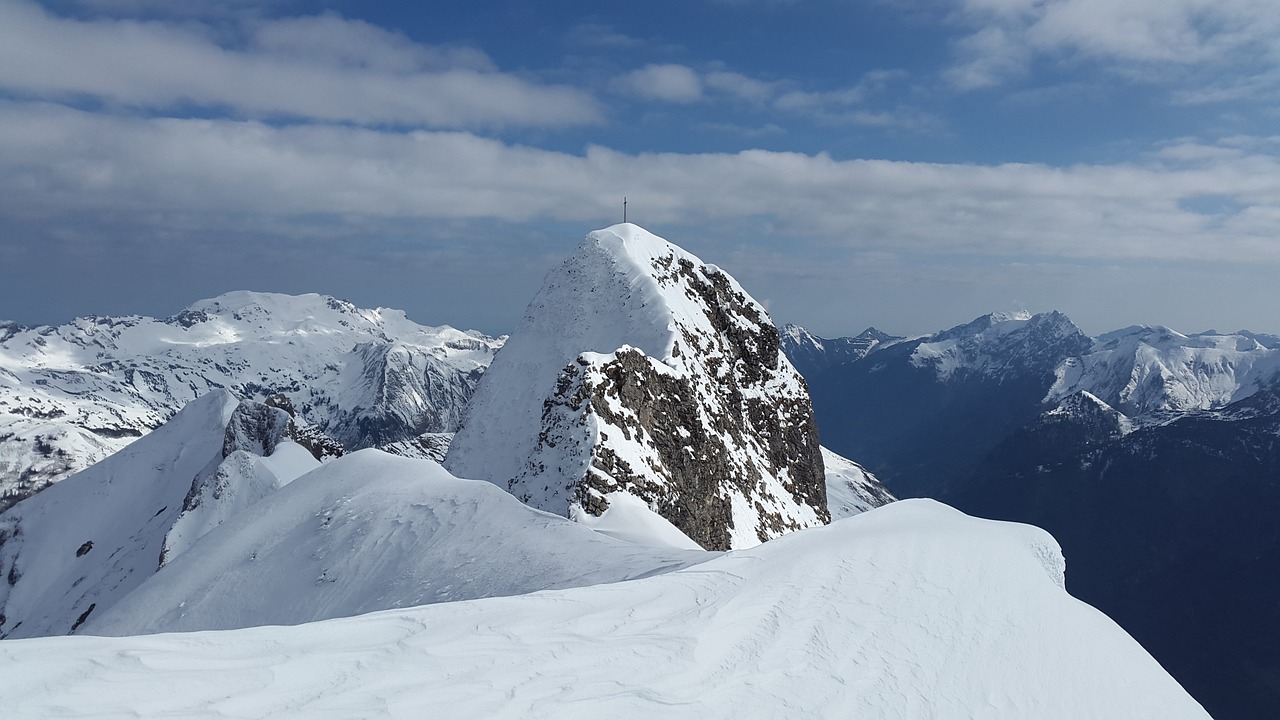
[822,446,897,519]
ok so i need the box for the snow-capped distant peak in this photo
[0,292,505,506]
[1047,324,1280,417]
[910,311,1091,382]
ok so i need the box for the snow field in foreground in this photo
[0,500,1209,720]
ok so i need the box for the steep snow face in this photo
[0,292,502,507]
[0,391,240,639]
[0,501,1209,719]
[446,224,827,550]
[822,446,896,519]
[911,311,1093,382]
[1047,326,1280,418]
[86,450,708,636]
[0,392,320,640]
[159,401,320,568]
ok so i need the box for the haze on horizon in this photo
[2,0,1279,339]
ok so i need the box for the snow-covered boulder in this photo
[446,224,828,550]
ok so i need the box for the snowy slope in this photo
[447,224,827,550]
[822,446,896,519]
[1047,325,1280,418]
[0,292,502,507]
[0,500,1208,719]
[0,391,240,639]
[0,390,328,640]
[86,450,708,636]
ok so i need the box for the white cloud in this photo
[250,13,495,73]
[566,22,645,49]
[947,0,1280,91]
[2,101,1278,266]
[703,71,779,103]
[614,63,929,129]
[0,0,601,128]
[613,64,704,103]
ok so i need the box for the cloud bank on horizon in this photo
[2,0,1279,337]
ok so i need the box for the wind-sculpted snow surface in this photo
[0,501,1208,719]
[86,450,709,636]
[446,224,827,550]
[0,292,502,508]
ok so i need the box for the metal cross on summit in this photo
[623,197,628,223]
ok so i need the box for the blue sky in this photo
[2,0,1280,337]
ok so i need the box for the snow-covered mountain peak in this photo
[1048,325,1280,417]
[578,223,770,365]
[856,326,898,342]
[447,224,827,550]
[989,309,1034,323]
[780,323,813,344]
[0,293,503,508]
[911,310,1091,382]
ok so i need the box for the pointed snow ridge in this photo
[0,390,241,639]
[446,224,827,550]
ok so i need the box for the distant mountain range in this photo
[777,323,900,377]
[0,291,504,510]
[784,313,1280,719]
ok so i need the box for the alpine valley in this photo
[791,312,1280,720]
[0,226,1212,719]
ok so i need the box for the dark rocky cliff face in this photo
[526,345,826,550]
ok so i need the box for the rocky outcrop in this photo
[222,401,293,458]
[447,224,828,550]
[162,398,321,568]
